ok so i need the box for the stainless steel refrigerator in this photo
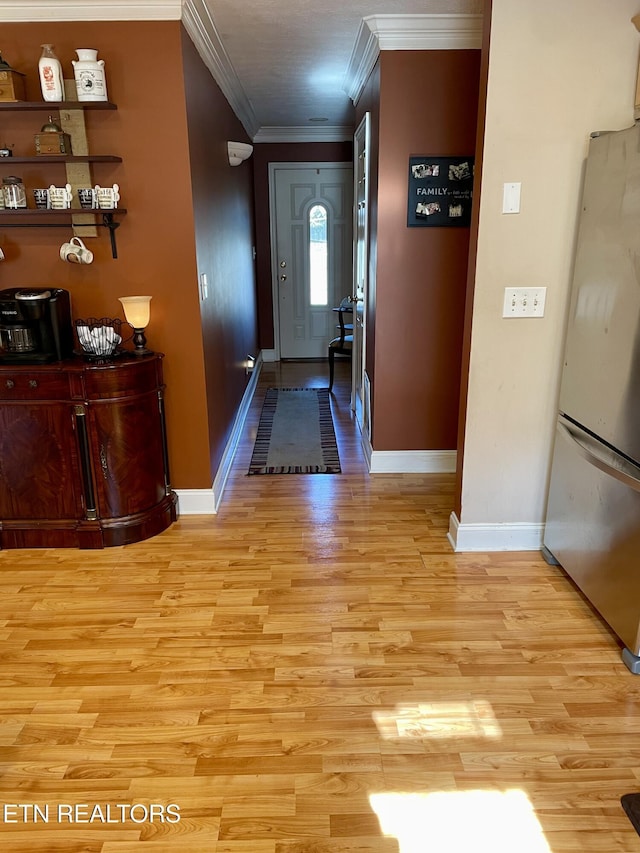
[544,122,640,673]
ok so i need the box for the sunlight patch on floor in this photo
[372,700,502,740]
[370,789,552,853]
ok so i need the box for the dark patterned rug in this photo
[621,794,640,836]
[248,387,341,475]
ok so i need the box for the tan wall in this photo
[459,0,640,526]
[0,21,258,492]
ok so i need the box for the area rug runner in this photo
[621,794,640,836]
[248,387,341,474]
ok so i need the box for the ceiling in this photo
[1,0,483,141]
[194,0,483,141]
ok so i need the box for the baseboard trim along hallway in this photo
[448,510,545,551]
[176,353,264,515]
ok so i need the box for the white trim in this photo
[369,450,456,474]
[0,0,181,19]
[253,125,353,144]
[182,0,259,140]
[344,13,483,106]
[174,354,263,515]
[175,488,216,515]
[366,13,483,51]
[211,352,262,511]
[343,18,382,104]
[261,348,277,363]
[361,428,373,471]
[448,511,545,552]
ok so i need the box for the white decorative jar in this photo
[72,49,108,102]
[38,44,64,102]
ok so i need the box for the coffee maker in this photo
[0,288,73,363]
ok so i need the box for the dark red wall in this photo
[181,30,258,477]
[252,142,352,350]
[360,50,480,452]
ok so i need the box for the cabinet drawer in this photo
[83,357,161,399]
[0,371,71,400]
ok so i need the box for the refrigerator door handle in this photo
[558,416,640,493]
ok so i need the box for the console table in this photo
[0,353,177,548]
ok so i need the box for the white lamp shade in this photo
[119,295,152,328]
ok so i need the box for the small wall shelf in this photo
[0,99,123,256]
[0,209,126,257]
[0,155,122,163]
[0,100,117,111]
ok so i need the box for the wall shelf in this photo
[0,155,122,163]
[0,99,123,256]
[0,209,126,258]
[0,100,117,111]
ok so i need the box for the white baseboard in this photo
[368,450,456,474]
[448,511,544,552]
[175,354,263,515]
[175,488,216,515]
[261,349,277,362]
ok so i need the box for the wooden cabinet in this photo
[0,354,177,549]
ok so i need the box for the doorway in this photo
[269,163,353,360]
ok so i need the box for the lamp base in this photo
[131,327,153,356]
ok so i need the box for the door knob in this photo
[280,274,287,281]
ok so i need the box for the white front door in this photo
[271,164,353,359]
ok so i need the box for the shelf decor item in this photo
[0,52,25,102]
[38,44,64,102]
[34,115,72,156]
[75,317,124,359]
[2,175,26,208]
[119,296,152,356]
[72,49,108,102]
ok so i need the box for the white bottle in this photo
[38,44,64,102]
[72,49,108,102]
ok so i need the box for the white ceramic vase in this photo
[72,49,108,102]
[38,44,64,102]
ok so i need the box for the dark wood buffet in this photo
[0,353,177,548]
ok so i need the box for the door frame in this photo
[268,161,354,362]
[352,113,370,432]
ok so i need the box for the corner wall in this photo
[455,0,640,550]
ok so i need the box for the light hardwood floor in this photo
[0,359,639,852]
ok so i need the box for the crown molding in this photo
[0,0,182,19]
[253,125,353,144]
[344,13,483,105]
[182,0,259,140]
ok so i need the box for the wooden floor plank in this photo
[0,361,639,850]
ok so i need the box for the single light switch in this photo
[502,182,521,214]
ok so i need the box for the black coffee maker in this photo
[0,288,73,363]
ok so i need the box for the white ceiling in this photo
[0,0,484,141]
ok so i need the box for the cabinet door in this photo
[0,403,82,520]
[89,390,167,519]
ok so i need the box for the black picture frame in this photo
[407,155,474,227]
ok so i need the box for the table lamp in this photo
[118,295,152,356]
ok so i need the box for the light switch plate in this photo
[502,182,521,214]
[503,287,546,317]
